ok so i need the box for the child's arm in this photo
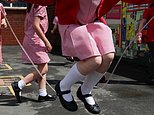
[33,16,52,52]
[1,4,7,29]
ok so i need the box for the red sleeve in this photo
[25,0,54,6]
[143,9,151,20]
[121,0,154,4]
[98,0,119,17]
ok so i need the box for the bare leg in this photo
[22,63,48,88]
[77,56,102,75]
[37,63,48,90]
[96,53,115,73]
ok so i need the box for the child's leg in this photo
[37,63,56,102]
[76,53,114,114]
[55,56,102,112]
[96,53,115,73]
[12,69,39,102]
[37,63,48,96]
[58,56,102,101]
[81,53,114,95]
[18,63,48,90]
[13,63,56,102]
[59,63,85,102]
[81,71,105,105]
[80,52,114,104]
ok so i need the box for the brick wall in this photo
[2,8,26,45]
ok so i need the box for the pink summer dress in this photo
[22,5,50,64]
[58,0,115,60]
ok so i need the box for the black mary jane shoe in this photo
[38,94,57,102]
[11,82,22,103]
[55,81,78,111]
[77,87,101,114]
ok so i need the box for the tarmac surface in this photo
[0,45,154,115]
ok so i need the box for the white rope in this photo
[3,11,56,93]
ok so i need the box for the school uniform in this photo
[22,5,50,64]
[58,0,115,60]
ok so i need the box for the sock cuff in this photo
[18,80,26,89]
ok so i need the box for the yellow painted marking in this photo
[4,64,13,70]
[0,64,12,71]
[8,86,15,96]
[0,76,31,95]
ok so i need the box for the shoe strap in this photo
[82,94,92,98]
[59,90,71,95]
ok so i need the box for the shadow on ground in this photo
[108,56,154,84]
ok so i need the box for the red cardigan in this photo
[25,0,154,24]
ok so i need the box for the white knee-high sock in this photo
[18,80,26,90]
[81,71,105,105]
[60,63,85,102]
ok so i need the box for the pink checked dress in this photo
[0,3,6,64]
[58,0,115,60]
[22,5,50,64]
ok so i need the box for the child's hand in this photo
[1,22,7,29]
[137,32,142,44]
[45,40,52,52]
[137,37,142,44]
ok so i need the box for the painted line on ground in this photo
[0,64,12,71]
[0,75,31,96]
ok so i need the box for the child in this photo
[137,3,154,58]
[11,3,56,103]
[0,3,7,65]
